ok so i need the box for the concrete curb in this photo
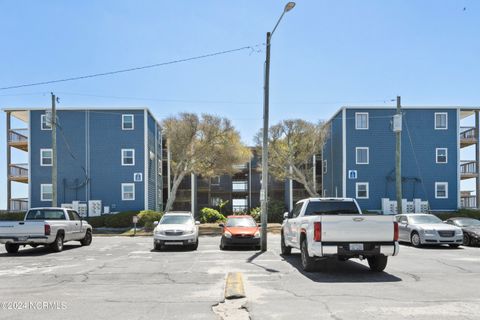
[224,272,246,300]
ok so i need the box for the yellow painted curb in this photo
[224,272,246,299]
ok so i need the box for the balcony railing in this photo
[461,161,476,174]
[460,127,476,139]
[8,128,29,151]
[232,163,248,170]
[10,198,28,211]
[461,196,477,209]
[9,163,28,183]
[232,180,248,192]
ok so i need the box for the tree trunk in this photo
[291,165,320,198]
[164,171,187,212]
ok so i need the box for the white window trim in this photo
[121,149,135,166]
[40,148,53,166]
[355,112,369,130]
[40,184,53,202]
[434,112,448,130]
[355,182,369,199]
[435,182,448,199]
[122,114,134,130]
[436,148,448,164]
[323,160,327,174]
[41,114,52,130]
[122,183,135,201]
[355,147,369,165]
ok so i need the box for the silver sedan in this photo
[395,213,463,248]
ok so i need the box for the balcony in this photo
[460,161,478,180]
[460,127,476,148]
[232,163,248,171]
[10,198,28,211]
[8,129,28,151]
[461,195,477,209]
[9,163,28,183]
[232,180,248,192]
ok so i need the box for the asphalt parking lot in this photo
[1,235,480,320]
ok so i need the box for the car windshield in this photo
[304,201,360,215]
[453,218,480,227]
[409,215,442,224]
[226,217,256,227]
[160,215,192,225]
[25,209,66,220]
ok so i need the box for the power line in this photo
[0,45,261,91]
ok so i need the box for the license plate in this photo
[17,236,28,241]
[349,243,364,251]
[165,242,183,245]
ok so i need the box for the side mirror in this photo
[283,212,289,220]
[218,223,224,228]
[195,221,200,225]
[258,223,261,227]
[153,221,159,226]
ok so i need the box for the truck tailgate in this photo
[0,221,46,237]
[321,215,395,242]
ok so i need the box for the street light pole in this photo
[261,2,295,252]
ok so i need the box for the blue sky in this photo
[0,0,478,209]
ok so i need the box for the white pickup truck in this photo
[0,207,93,254]
[281,198,399,272]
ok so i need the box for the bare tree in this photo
[256,119,329,197]
[163,113,252,212]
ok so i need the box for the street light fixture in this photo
[261,2,295,252]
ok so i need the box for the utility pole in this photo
[395,96,402,214]
[261,31,271,252]
[51,93,58,207]
[260,1,296,253]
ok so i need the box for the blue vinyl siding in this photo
[344,108,458,211]
[323,111,343,198]
[30,109,151,212]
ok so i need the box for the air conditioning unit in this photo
[88,200,102,217]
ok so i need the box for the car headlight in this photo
[224,231,232,238]
[423,229,436,235]
[456,229,463,236]
[254,231,260,238]
[187,228,195,234]
[155,229,165,235]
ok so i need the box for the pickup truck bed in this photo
[0,207,93,254]
[281,198,399,272]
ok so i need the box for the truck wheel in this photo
[80,230,92,246]
[281,232,292,255]
[5,243,19,254]
[192,239,199,251]
[300,240,316,272]
[50,233,64,252]
[411,232,422,248]
[154,242,162,251]
[367,255,388,272]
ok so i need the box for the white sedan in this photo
[153,212,200,251]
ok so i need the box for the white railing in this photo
[381,198,429,215]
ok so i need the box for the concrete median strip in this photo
[224,272,246,299]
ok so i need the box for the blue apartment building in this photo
[322,106,480,212]
[5,108,162,214]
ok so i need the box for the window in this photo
[435,112,448,130]
[356,182,369,199]
[435,182,448,199]
[323,160,327,174]
[26,209,64,220]
[67,210,81,221]
[436,148,448,164]
[356,147,369,164]
[122,114,134,130]
[41,114,52,130]
[355,112,369,130]
[292,202,304,218]
[121,149,135,166]
[41,184,53,201]
[211,176,220,186]
[40,149,53,166]
[122,183,135,201]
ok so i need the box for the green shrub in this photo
[104,211,140,228]
[199,207,226,223]
[268,199,286,223]
[250,207,261,222]
[138,210,163,231]
[0,211,26,221]
[87,215,106,228]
